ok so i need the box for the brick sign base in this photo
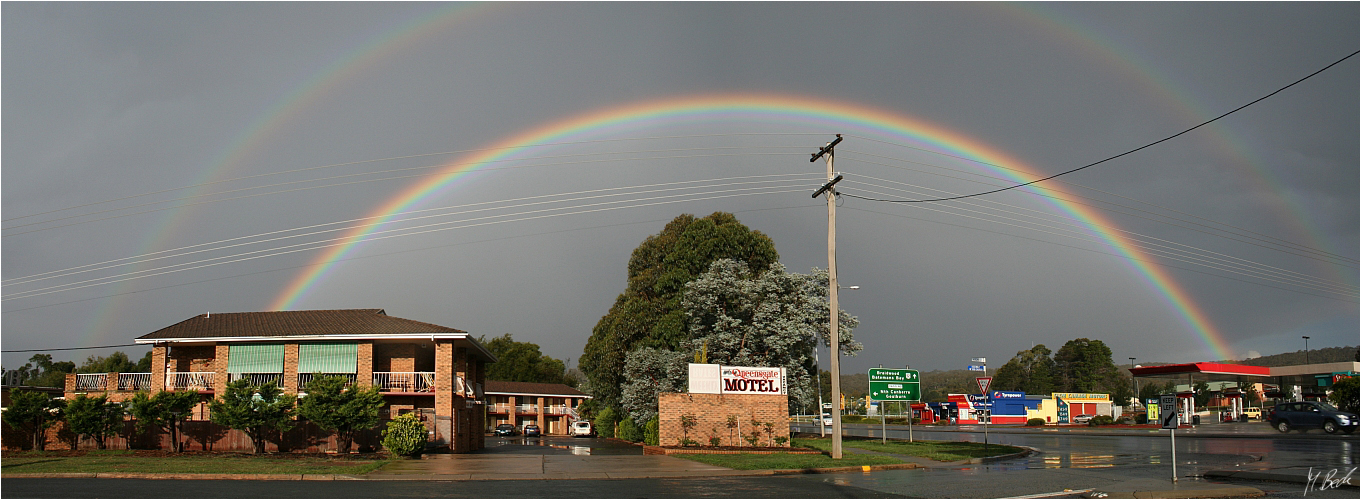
[657,392,790,448]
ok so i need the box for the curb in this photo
[1204,469,1358,488]
[1084,486,1265,499]
[770,463,921,475]
[4,473,342,481]
[800,423,1350,440]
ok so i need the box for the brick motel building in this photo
[7,309,497,453]
[485,381,590,435]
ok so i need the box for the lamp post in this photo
[1129,357,1138,405]
[1302,336,1310,365]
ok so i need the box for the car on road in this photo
[494,423,519,436]
[1072,414,1094,424]
[821,414,833,426]
[570,420,594,437]
[1267,401,1356,434]
[1242,407,1261,420]
[523,424,541,437]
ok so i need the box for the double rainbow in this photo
[265,93,1236,361]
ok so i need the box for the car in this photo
[523,424,541,437]
[570,420,594,437]
[1267,401,1357,434]
[1242,407,1261,420]
[1072,414,1094,424]
[821,414,833,426]
[494,423,519,436]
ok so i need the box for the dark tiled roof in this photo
[485,380,590,397]
[136,309,465,340]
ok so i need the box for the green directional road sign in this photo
[869,368,920,401]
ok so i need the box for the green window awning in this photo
[226,344,284,373]
[298,343,358,374]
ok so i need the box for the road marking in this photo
[1012,490,1094,498]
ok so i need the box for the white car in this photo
[1073,414,1094,424]
[570,420,594,437]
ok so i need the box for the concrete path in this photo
[362,453,768,481]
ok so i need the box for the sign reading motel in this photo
[688,363,788,395]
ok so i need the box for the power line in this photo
[842,50,1360,203]
[2,343,139,353]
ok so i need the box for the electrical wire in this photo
[842,179,1358,298]
[839,148,1358,268]
[2,343,140,353]
[841,50,1359,203]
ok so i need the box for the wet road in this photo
[5,430,1356,498]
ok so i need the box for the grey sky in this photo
[3,2,1356,375]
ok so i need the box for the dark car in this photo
[494,423,519,436]
[1267,401,1356,434]
[523,424,541,437]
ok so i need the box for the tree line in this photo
[3,351,153,387]
[3,376,423,455]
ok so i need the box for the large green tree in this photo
[1053,338,1133,403]
[617,259,859,422]
[580,212,779,409]
[297,376,385,454]
[1329,376,1358,413]
[991,345,1057,395]
[208,380,295,454]
[480,334,568,384]
[4,354,77,387]
[77,351,151,374]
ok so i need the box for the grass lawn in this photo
[1,450,390,475]
[794,437,1022,462]
[674,452,904,470]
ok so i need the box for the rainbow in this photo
[266,93,1237,360]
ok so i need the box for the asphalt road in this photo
[5,430,1357,498]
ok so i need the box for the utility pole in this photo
[810,135,844,459]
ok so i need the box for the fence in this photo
[166,372,215,391]
[74,374,107,391]
[371,372,435,392]
[296,373,357,390]
[117,373,153,391]
[227,373,284,388]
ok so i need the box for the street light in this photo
[1129,357,1138,404]
[1302,336,1310,365]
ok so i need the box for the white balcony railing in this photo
[490,403,515,413]
[517,403,540,413]
[227,372,284,388]
[118,373,152,391]
[75,373,107,391]
[166,372,215,391]
[296,373,357,390]
[372,372,434,393]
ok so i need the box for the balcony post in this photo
[64,373,77,399]
[151,344,168,392]
[357,342,373,387]
[283,343,299,392]
[434,341,454,448]
[213,344,230,395]
[106,372,121,393]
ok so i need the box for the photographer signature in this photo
[1305,466,1356,494]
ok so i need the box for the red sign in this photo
[977,377,993,394]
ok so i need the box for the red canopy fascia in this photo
[1130,362,1271,378]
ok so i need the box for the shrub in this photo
[1089,415,1115,426]
[1025,418,1046,427]
[679,413,697,446]
[774,436,789,447]
[596,407,617,438]
[709,436,721,447]
[617,416,641,442]
[381,413,427,457]
[644,415,660,446]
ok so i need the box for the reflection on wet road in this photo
[478,435,643,456]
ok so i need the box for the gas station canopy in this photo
[1130,363,1271,380]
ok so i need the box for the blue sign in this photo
[1056,397,1069,424]
[991,391,1024,399]
[967,365,985,371]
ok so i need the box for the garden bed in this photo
[643,445,821,455]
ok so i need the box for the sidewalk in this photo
[804,420,1352,440]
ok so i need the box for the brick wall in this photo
[169,346,216,372]
[657,393,790,448]
[375,344,417,373]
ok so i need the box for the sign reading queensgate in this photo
[688,363,788,395]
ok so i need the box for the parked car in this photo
[1072,414,1094,424]
[1267,401,1357,434]
[523,424,541,437]
[570,420,594,437]
[494,423,519,436]
[1242,407,1262,420]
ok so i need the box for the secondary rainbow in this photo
[267,93,1237,360]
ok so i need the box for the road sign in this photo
[1159,395,1179,429]
[976,377,993,394]
[966,365,985,371]
[972,357,987,363]
[869,368,920,401]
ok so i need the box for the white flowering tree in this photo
[618,259,861,421]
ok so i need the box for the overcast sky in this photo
[4,2,1357,376]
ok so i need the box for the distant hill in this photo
[1232,346,1358,367]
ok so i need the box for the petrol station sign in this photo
[869,368,920,401]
